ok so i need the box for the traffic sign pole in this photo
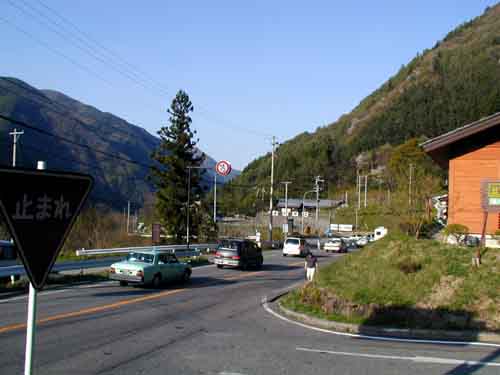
[25,161,46,375]
[25,282,37,375]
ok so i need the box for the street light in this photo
[301,189,316,234]
[281,181,292,238]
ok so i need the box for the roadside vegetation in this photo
[282,234,500,332]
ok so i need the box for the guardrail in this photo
[0,244,218,280]
[75,243,217,257]
[0,258,121,279]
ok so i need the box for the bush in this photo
[443,224,469,244]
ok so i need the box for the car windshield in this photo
[126,252,154,263]
[286,239,300,245]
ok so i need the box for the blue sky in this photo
[0,0,496,169]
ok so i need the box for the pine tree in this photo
[150,90,205,243]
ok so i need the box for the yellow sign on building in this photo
[487,182,500,205]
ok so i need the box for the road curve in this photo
[0,250,498,374]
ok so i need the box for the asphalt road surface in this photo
[0,250,498,374]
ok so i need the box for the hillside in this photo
[221,4,500,213]
[0,77,234,208]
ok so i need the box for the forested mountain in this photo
[0,77,234,209]
[220,4,500,214]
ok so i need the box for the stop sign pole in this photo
[0,163,93,375]
[25,161,45,375]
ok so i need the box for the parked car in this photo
[0,240,17,260]
[324,238,348,253]
[214,239,263,270]
[356,236,369,247]
[282,236,308,257]
[109,250,191,287]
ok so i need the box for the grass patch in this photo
[284,234,500,331]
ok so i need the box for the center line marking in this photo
[296,347,500,367]
[0,269,267,334]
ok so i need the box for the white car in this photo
[283,237,308,257]
[356,237,369,247]
[324,238,348,253]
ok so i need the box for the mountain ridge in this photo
[0,77,236,209]
[220,3,500,213]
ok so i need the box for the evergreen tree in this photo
[150,90,205,243]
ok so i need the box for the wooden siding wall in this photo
[449,140,500,234]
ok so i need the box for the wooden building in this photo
[422,113,500,240]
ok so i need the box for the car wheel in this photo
[256,258,263,270]
[119,281,128,287]
[182,269,191,282]
[152,274,162,289]
[217,264,223,269]
[283,253,287,257]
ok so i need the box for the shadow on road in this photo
[261,263,301,272]
[357,305,493,343]
[93,276,238,297]
[444,348,500,374]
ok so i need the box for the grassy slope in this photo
[282,235,500,331]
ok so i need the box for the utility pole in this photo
[123,207,126,233]
[408,163,414,208]
[314,176,324,233]
[364,175,368,208]
[127,201,130,234]
[357,172,361,209]
[186,167,192,249]
[268,136,278,244]
[10,128,24,167]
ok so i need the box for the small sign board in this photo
[481,180,500,212]
[272,210,279,217]
[282,223,289,234]
[302,211,309,218]
[0,167,93,289]
[292,211,299,217]
[152,223,161,244]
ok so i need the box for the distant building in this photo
[276,198,343,212]
[422,113,500,246]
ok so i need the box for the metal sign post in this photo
[477,180,500,265]
[0,164,93,375]
[25,161,46,375]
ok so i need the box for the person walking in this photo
[304,251,318,282]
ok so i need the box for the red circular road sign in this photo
[215,160,232,176]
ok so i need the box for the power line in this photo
[0,77,139,138]
[2,2,271,139]
[0,113,153,170]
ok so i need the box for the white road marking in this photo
[296,347,500,367]
[261,299,500,348]
[219,372,247,375]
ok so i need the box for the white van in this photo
[282,237,308,257]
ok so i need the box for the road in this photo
[0,250,498,374]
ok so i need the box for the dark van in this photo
[214,239,263,270]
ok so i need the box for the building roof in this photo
[276,198,343,209]
[421,112,500,168]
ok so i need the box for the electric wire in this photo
[3,1,271,139]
